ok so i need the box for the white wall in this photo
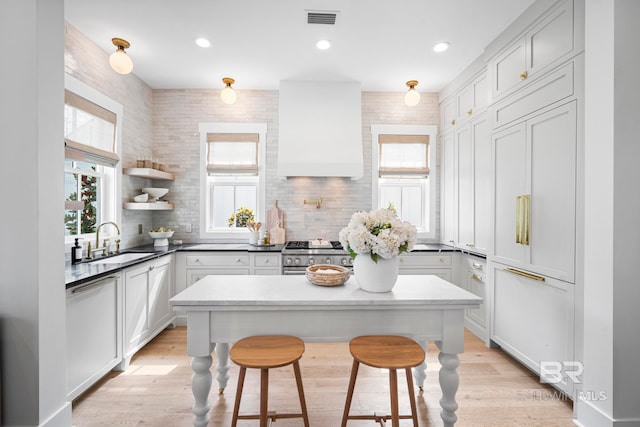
[0,0,71,425]
[579,0,640,425]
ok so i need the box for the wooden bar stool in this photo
[230,335,310,427]
[341,335,426,427]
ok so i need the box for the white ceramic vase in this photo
[353,255,399,293]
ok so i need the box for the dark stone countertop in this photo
[65,242,481,289]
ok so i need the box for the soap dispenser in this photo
[71,238,82,264]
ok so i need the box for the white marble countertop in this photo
[169,274,481,309]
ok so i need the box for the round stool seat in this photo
[350,335,425,369]
[230,335,305,369]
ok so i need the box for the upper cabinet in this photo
[441,72,488,132]
[490,0,576,100]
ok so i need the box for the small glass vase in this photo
[353,255,399,293]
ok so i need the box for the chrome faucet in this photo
[95,221,121,256]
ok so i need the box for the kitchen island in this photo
[170,274,481,427]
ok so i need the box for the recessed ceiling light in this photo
[195,37,211,48]
[433,42,450,53]
[316,39,331,50]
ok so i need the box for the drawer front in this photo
[253,254,280,267]
[492,61,574,129]
[465,256,487,272]
[186,253,249,267]
[399,254,452,267]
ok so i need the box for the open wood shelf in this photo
[123,202,175,211]
[123,168,175,180]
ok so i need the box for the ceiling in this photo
[64,0,535,92]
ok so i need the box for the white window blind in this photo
[64,90,119,166]
[206,133,259,175]
[378,134,429,176]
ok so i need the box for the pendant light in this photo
[109,38,133,75]
[404,80,420,106]
[221,77,237,105]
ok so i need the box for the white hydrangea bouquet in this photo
[339,207,417,263]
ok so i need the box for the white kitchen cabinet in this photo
[458,255,487,341]
[490,0,575,100]
[66,273,122,400]
[440,131,457,246]
[440,97,456,131]
[398,253,452,280]
[441,72,488,132]
[251,253,281,275]
[492,101,576,282]
[490,262,574,395]
[122,254,175,367]
[456,113,491,254]
[456,73,488,123]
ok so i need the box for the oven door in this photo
[282,266,308,275]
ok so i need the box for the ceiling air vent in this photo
[306,11,338,25]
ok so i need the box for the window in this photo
[371,125,437,239]
[64,75,122,244]
[199,123,267,238]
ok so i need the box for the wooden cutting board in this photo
[270,221,286,244]
[266,200,284,233]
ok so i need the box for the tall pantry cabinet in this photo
[440,0,583,397]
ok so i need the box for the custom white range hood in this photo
[277,81,363,179]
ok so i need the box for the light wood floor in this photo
[72,327,574,426]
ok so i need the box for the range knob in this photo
[325,258,332,264]
[341,258,348,265]
[309,257,316,265]
[294,258,301,266]
[286,258,293,265]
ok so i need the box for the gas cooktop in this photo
[284,241,343,250]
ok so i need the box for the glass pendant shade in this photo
[221,78,237,104]
[404,80,420,106]
[109,50,133,74]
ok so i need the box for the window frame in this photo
[199,123,267,239]
[371,124,437,240]
[64,75,122,247]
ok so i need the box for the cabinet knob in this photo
[264,259,270,264]
[236,258,242,263]
[439,258,444,263]
[520,70,528,80]
[451,119,456,125]
[467,109,473,116]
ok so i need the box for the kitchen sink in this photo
[89,252,155,264]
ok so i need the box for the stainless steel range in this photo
[281,241,353,274]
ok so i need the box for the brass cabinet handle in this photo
[465,243,475,247]
[439,257,445,263]
[516,195,522,244]
[451,119,456,125]
[520,70,528,80]
[472,262,483,270]
[515,195,531,246]
[467,108,473,116]
[504,267,545,282]
[523,195,530,246]
[472,273,483,283]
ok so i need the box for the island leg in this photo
[191,355,212,427]
[438,351,460,427]
[412,341,428,393]
[214,342,231,394]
